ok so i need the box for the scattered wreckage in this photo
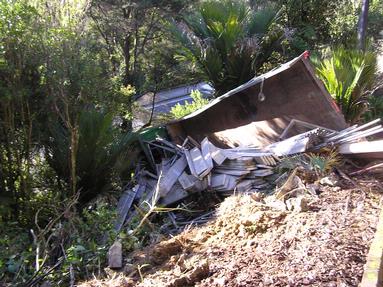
[114,52,383,239]
[115,118,383,232]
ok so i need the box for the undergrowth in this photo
[0,200,119,286]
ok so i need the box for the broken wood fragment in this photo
[158,155,187,197]
[160,183,189,206]
[339,140,383,158]
[201,138,214,170]
[115,186,139,231]
[189,147,210,178]
[208,142,227,165]
[108,241,123,269]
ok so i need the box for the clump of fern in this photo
[276,149,341,180]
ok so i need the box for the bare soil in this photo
[80,175,383,287]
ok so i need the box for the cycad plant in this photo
[316,47,377,123]
[173,0,283,96]
[45,108,137,205]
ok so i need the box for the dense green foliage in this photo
[45,109,137,205]
[364,88,383,122]
[0,202,118,285]
[316,47,377,123]
[88,0,201,93]
[170,90,210,118]
[0,0,139,284]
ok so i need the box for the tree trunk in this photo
[357,0,369,51]
[123,35,133,87]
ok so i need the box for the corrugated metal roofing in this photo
[136,82,214,114]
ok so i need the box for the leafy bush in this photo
[170,90,210,119]
[316,47,377,123]
[364,94,383,122]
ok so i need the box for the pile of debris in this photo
[93,169,383,287]
[114,118,383,232]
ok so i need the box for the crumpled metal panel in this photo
[166,53,347,148]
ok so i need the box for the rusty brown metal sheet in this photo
[166,53,347,147]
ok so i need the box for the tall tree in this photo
[88,0,197,92]
[357,0,370,50]
[0,0,44,219]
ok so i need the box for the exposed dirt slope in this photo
[80,176,383,287]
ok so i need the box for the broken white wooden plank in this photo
[146,141,178,153]
[214,168,250,176]
[201,138,214,170]
[339,140,383,155]
[114,186,139,231]
[337,126,383,144]
[236,180,253,192]
[184,149,198,177]
[211,174,229,189]
[207,173,211,187]
[178,172,193,190]
[221,157,255,165]
[134,182,146,201]
[187,136,201,148]
[160,183,189,206]
[267,133,312,156]
[224,150,273,159]
[208,142,227,165]
[108,241,123,269]
[249,169,274,177]
[178,172,198,191]
[156,158,172,176]
[261,156,271,166]
[336,125,382,143]
[249,178,268,186]
[156,137,183,152]
[192,177,208,192]
[254,156,266,165]
[217,175,237,191]
[158,155,187,197]
[256,164,273,169]
[211,173,239,192]
[326,118,381,142]
[190,147,209,178]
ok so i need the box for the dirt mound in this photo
[80,176,383,287]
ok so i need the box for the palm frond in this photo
[171,0,283,96]
[247,7,278,36]
[316,47,377,123]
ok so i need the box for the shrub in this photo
[0,201,119,286]
[364,94,383,122]
[170,90,210,119]
[316,47,377,123]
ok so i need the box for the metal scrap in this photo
[115,118,383,232]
